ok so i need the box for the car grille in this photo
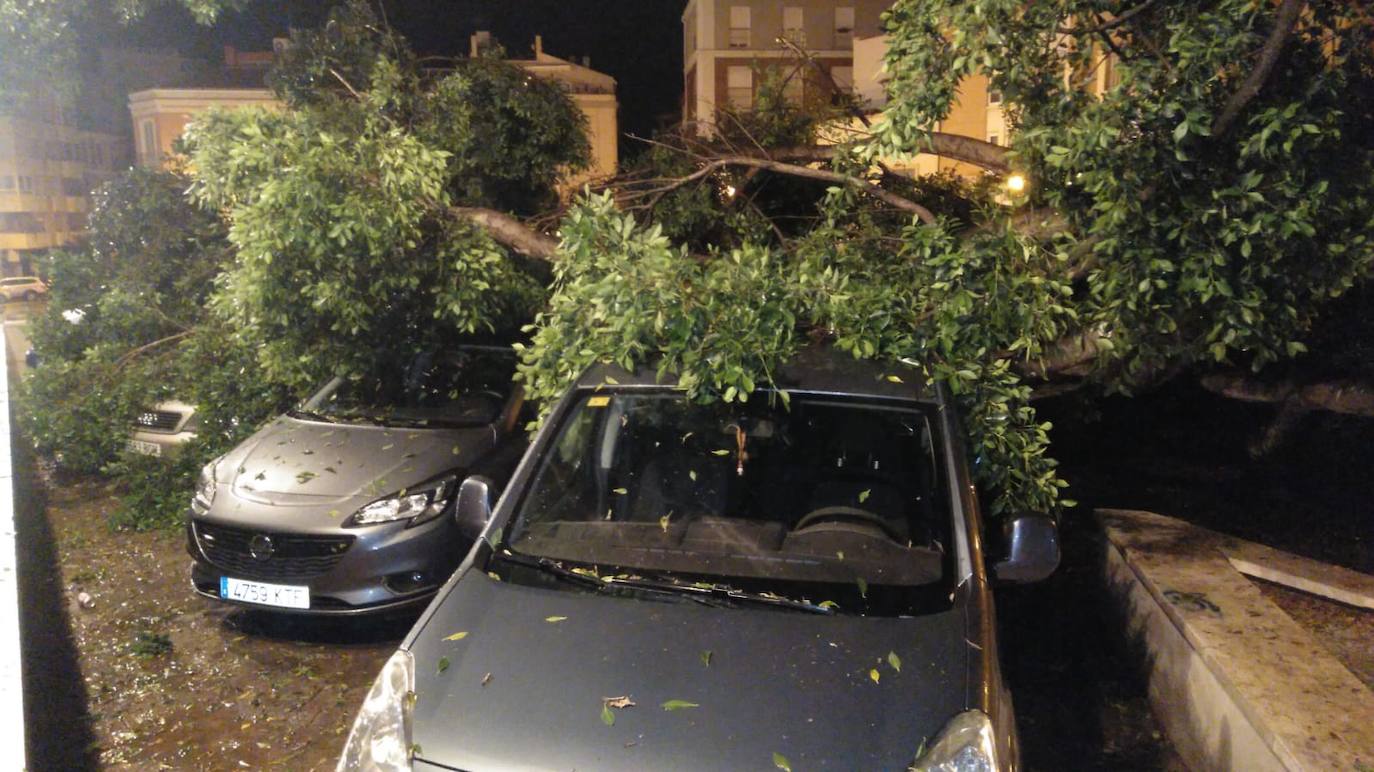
[134,410,182,431]
[193,521,354,580]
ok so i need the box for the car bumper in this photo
[186,508,472,615]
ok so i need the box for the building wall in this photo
[0,117,123,275]
[683,0,890,127]
[128,89,281,169]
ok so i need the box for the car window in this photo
[508,391,950,601]
[303,349,516,427]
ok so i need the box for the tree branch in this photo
[449,206,561,260]
[1200,372,1374,417]
[1057,0,1159,35]
[1210,0,1305,137]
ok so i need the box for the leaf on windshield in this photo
[612,487,628,495]
[301,449,315,456]
[255,471,266,481]
[452,445,461,455]
[689,470,697,481]
[437,657,450,674]
[659,513,671,532]
[603,695,635,709]
[818,600,839,610]
[888,651,902,673]
[604,375,620,385]
[836,550,844,560]
[661,700,699,711]
[328,509,341,518]
[407,433,420,440]
[858,489,871,503]
[857,577,868,598]
[773,751,792,771]
[681,432,693,443]
[487,571,501,582]
[324,466,337,474]
[381,443,394,451]
[885,374,905,383]
[869,668,880,684]
[545,615,568,623]
[443,631,469,641]
[600,704,615,726]
[711,449,730,456]
[320,430,335,438]
[700,650,713,667]
[402,452,416,459]
[481,672,492,687]
[296,471,317,484]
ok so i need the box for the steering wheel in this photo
[793,506,903,542]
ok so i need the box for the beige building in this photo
[132,38,618,187]
[128,88,280,168]
[0,113,124,275]
[681,0,891,127]
[473,32,620,185]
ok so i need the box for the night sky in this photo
[99,0,687,151]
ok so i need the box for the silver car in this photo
[187,346,527,615]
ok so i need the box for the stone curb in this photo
[1098,509,1374,771]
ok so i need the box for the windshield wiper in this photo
[493,552,833,615]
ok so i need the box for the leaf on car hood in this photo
[773,751,792,771]
[545,615,568,623]
[437,657,450,674]
[868,668,880,684]
[603,695,635,709]
[888,651,902,673]
[600,704,615,726]
[443,631,469,641]
[660,699,699,711]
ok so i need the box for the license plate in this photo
[126,439,162,456]
[220,577,310,609]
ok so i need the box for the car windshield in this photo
[300,349,515,427]
[505,390,951,608]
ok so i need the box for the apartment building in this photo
[0,113,123,276]
[682,0,891,127]
[476,33,620,183]
[131,37,618,186]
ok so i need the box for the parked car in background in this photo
[128,400,199,457]
[0,276,48,302]
[339,347,1060,771]
[188,346,528,616]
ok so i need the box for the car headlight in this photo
[337,649,415,772]
[191,464,216,515]
[346,476,456,528]
[911,710,998,771]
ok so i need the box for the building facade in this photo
[0,114,123,276]
[682,0,891,127]
[480,33,620,185]
[128,88,280,169]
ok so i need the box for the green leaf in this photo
[773,752,792,771]
[544,615,568,623]
[601,704,615,726]
[443,631,469,641]
[437,657,450,674]
[612,487,628,495]
[858,489,871,504]
[869,668,880,684]
[857,577,868,598]
[888,651,901,672]
[711,449,730,456]
[660,699,700,711]
[700,650,713,666]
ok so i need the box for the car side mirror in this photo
[454,475,496,541]
[992,515,1060,584]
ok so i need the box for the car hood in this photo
[408,570,970,771]
[215,416,495,509]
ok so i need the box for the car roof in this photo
[575,345,937,402]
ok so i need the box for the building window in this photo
[727,65,753,109]
[988,134,1000,146]
[835,7,855,49]
[139,119,158,164]
[783,71,804,105]
[988,90,1003,105]
[782,7,806,46]
[729,6,751,49]
[831,65,854,94]
[17,176,33,194]
[0,176,13,192]
[61,177,86,196]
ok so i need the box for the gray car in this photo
[187,346,527,615]
[338,347,1059,770]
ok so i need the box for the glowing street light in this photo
[1005,174,1027,193]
